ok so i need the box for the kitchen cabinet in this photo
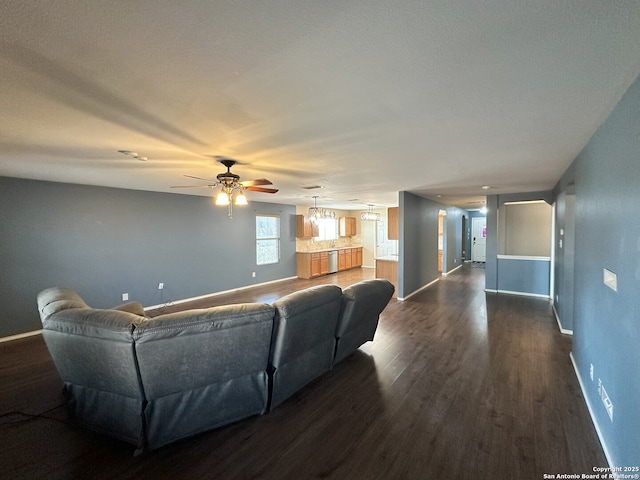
[320,251,329,275]
[297,248,363,278]
[296,215,319,238]
[338,249,346,271]
[388,207,399,240]
[310,253,321,277]
[352,248,362,267]
[297,252,322,278]
[339,217,357,237]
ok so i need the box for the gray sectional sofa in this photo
[37,279,394,453]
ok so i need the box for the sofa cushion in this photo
[134,303,275,396]
[269,284,343,408]
[334,279,394,364]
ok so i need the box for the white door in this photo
[376,213,396,258]
[361,217,376,268]
[471,216,487,262]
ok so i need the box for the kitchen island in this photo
[375,255,398,296]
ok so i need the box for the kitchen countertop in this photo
[296,246,362,253]
[375,255,399,262]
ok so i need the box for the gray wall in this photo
[552,179,576,333]
[553,73,640,467]
[398,192,440,298]
[444,207,465,272]
[485,195,499,291]
[398,191,467,298]
[0,177,296,338]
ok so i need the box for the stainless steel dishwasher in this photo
[328,250,338,274]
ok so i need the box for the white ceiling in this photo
[2,1,640,210]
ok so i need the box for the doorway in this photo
[438,210,446,272]
[471,216,487,262]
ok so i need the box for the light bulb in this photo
[235,191,248,205]
[215,191,230,205]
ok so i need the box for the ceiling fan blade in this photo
[183,174,218,183]
[246,186,279,194]
[170,184,214,188]
[241,178,273,187]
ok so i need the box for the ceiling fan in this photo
[171,158,278,217]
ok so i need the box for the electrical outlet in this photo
[122,293,129,301]
[597,378,613,421]
[601,384,614,422]
[252,272,256,278]
[158,283,164,290]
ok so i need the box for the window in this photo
[256,214,280,265]
[314,218,338,241]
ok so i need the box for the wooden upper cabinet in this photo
[339,217,357,237]
[388,207,399,240]
[296,215,319,238]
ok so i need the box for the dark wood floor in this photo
[1,265,606,479]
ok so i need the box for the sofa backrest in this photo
[133,303,275,400]
[269,284,343,409]
[334,279,394,364]
[37,287,146,400]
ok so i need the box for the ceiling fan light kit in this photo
[170,158,277,218]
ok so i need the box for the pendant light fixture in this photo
[361,204,380,221]
[308,196,336,222]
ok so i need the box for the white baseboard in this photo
[552,304,573,335]
[442,264,463,277]
[0,329,42,343]
[491,289,551,300]
[570,352,614,469]
[398,277,439,301]
[145,276,298,311]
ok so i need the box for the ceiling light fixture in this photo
[214,184,248,217]
[308,196,335,222]
[361,204,380,221]
[118,150,147,161]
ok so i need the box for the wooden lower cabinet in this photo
[345,248,352,269]
[310,253,321,277]
[297,248,363,279]
[320,251,329,275]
